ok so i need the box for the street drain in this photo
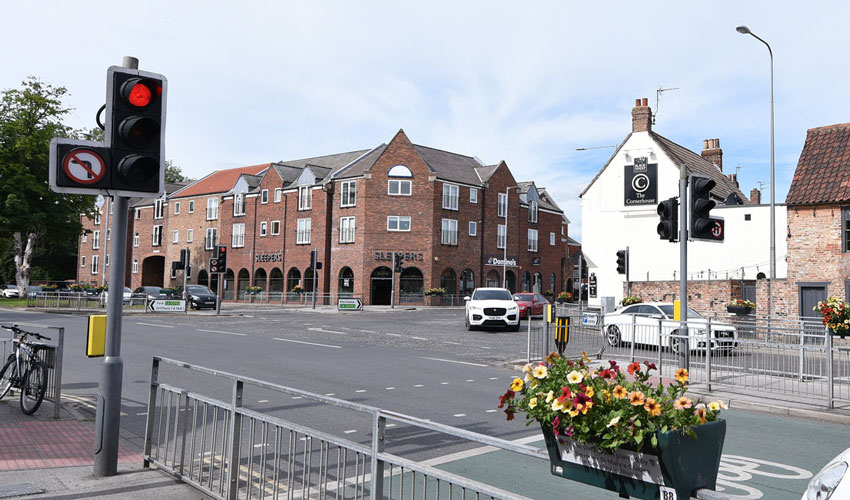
[0,483,44,498]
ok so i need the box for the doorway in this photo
[370,267,392,305]
[800,283,827,344]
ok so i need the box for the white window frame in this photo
[441,218,458,245]
[298,186,312,210]
[442,183,459,210]
[274,188,282,203]
[105,254,109,267]
[154,199,164,220]
[388,179,411,196]
[187,229,194,243]
[233,193,245,217]
[261,189,269,204]
[188,200,195,213]
[260,221,268,237]
[469,221,477,236]
[81,255,86,268]
[132,259,138,274]
[94,213,100,225]
[133,232,139,247]
[339,216,355,243]
[232,223,246,248]
[528,229,538,252]
[206,197,219,220]
[470,188,478,204]
[152,225,162,246]
[550,232,556,246]
[498,193,507,218]
[171,266,177,279]
[497,224,506,249]
[174,201,181,215]
[271,220,280,235]
[296,218,311,244]
[529,201,538,223]
[91,255,99,274]
[135,209,141,220]
[82,232,88,243]
[205,228,217,250]
[387,216,411,232]
[340,180,356,207]
[172,230,179,244]
[93,230,101,250]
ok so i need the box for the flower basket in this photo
[815,298,850,339]
[542,419,726,499]
[726,305,752,315]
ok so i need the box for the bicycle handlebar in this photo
[1,324,51,341]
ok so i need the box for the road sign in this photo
[49,139,112,195]
[209,258,221,273]
[64,148,106,184]
[148,299,186,312]
[338,298,363,311]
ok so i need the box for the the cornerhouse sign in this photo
[255,252,282,263]
[624,157,657,206]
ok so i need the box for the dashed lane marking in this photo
[197,329,246,336]
[325,393,335,396]
[485,409,498,413]
[440,382,450,385]
[308,327,347,335]
[355,390,366,393]
[444,341,462,345]
[258,400,269,403]
[137,322,174,328]
[453,414,466,417]
[385,387,395,390]
[359,329,376,333]
[414,384,424,388]
[489,377,498,380]
[273,337,341,349]
[344,429,357,434]
[465,379,474,382]
[384,332,402,337]
[422,357,488,367]
[410,336,428,341]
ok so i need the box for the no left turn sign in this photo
[63,148,105,184]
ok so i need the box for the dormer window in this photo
[388,165,412,196]
[298,186,312,210]
[529,201,538,223]
[233,193,245,216]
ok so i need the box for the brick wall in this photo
[629,280,736,316]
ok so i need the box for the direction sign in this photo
[148,299,186,312]
[338,298,363,311]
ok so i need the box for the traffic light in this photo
[216,245,228,271]
[689,175,718,241]
[616,249,627,275]
[656,197,679,242]
[106,66,167,196]
[179,249,189,269]
[394,255,404,274]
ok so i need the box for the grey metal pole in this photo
[183,248,189,314]
[625,246,630,298]
[679,164,689,370]
[502,187,508,288]
[101,197,110,286]
[311,249,317,310]
[216,273,222,316]
[391,253,396,309]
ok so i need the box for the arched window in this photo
[253,268,267,291]
[400,267,424,295]
[506,270,517,293]
[533,272,543,294]
[486,270,499,288]
[388,165,413,177]
[269,268,283,293]
[521,272,531,292]
[388,165,412,196]
[286,267,301,292]
[460,269,475,296]
[223,269,235,300]
[339,267,354,296]
[304,267,315,293]
[440,268,457,295]
[198,270,209,288]
[237,269,250,298]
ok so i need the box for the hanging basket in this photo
[542,419,726,500]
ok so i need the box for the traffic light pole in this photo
[678,164,689,370]
[93,56,140,479]
[390,253,396,309]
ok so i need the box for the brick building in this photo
[76,130,572,304]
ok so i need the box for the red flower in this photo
[643,361,657,371]
[552,416,560,434]
[561,386,572,398]
[627,362,641,375]
[505,408,515,421]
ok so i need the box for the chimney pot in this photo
[703,139,709,150]
[636,98,642,106]
[715,138,720,148]
[642,98,648,106]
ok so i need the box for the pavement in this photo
[0,395,211,499]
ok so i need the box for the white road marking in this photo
[273,337,341,349]
[386,423,396,428]
[485,409,498,413]
[440,382,450,385]
[308,327,347,335]
[414,384,424,388]
[344,430,357,434]
[453,414,466,418]
[384,332,401,337]
[197,329,246,336]
[489,377,498,380]
[243,315,254,318]
[410,336,427,341]
[137,412,148,416]
[385,387,395,390]
[422,357,488,367]
[420,434,542,467]
[465,379,474,382]
[258,400,269,403]
[355,390,366,393]
[325,393,335,396]
[253,444,265,448]
[137,322,174,328]
[292,396,303,400]
[359,329,376,333]
[444,341,462,345]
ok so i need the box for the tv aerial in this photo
[652,85,679,125]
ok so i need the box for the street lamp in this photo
[502,185,520,290]
[737,25,776,319]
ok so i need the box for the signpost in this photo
[148,299,186,312]
[338,298,363,311]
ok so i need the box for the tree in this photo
[0,77,95,290]
[165,159,188,184]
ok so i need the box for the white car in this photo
[603,302,738,353]
[464,287,520,332]
[0,285,20,298]
[803,445,850,499]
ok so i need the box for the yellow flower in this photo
[601,389,611,402]
[606,416,621,428]
[511,378,523,391]
[675,368,689,384]
[545,352,560,363]
[644,398,662,417]
[628,391,645,406]
[673,397,693,410]
[524,373,532,383]
[569,408,580,417]
[567,371,583,384]
[582,351,591,363]
[528,397,538,409]
[529,379,539,389]
[545,390,555,403]
[584,386,595,398]
[612,385,627,399]
[708,401,722,411]
[533,365,549,379]
[522,363,533,374]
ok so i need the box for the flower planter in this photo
[542,419,726,500]
[830,328,849,340]
[726,305,752,315]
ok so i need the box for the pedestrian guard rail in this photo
[144,356,728,500]
[27,291,148,312]
[1,325,64,418]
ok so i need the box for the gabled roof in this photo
[474,165,499,182]
[271,164,304,186]
[786,123,850,205]
[171,164,270,199]
[276,150,372,179]
[305,164,332,182]
[413,144,483,185]
[333,144,387,179]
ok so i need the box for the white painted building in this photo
[580,98,787,306]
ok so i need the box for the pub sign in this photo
[624,157,657,206]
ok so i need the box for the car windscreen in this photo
[658,305,703,319]
[473,289,513,300]
[513,294,533,301]
[187,285,213,294]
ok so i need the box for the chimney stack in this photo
[632,98,652,133]
[726,173,739,188]
[750,188,761,204]
[701,138,723,171]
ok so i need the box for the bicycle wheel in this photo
[0,355,15,400]
[20,360,48,415]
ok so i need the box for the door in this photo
[370,267,392,306]
[800,285,827,344]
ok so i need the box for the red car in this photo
[513,293,549,319]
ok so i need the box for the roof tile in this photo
[785,123,850,205]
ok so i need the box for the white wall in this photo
[580,132,787,306]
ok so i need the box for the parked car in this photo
[803,445,850,499]
[512,292,549,319]
[182,285,217,310]
[0,285,20,298]
[26,286,41,298]
[464,287,520,331]
[603,302,738,353]
[132,286,174,300]
[101,287,133,305]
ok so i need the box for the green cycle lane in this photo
[431,409,849,499]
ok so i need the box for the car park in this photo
[464,287,520,331]
[0,285,20,298]
[512,292,549,319]
[182,284,218,310]
[602,302,738,353]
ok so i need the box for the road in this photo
[0,306,847,499]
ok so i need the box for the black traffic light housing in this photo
[394,256,404,274]
[656,197,679,242]
[616,249,628,275]
[106,66,167,197]
[216,245,228,271]
[689,175,722,241]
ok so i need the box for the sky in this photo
[4,1,849,240]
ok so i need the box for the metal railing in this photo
[1,326,64,418]
[229,292,365,308]
[27,291,149,312]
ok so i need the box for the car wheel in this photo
[606,325,621,347]
[465,314,474,331]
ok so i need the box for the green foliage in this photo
[424,287,446,296]
[165,160,188,184]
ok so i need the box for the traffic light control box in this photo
[87,314,107,357]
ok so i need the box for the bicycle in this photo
[0,324,51,415]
